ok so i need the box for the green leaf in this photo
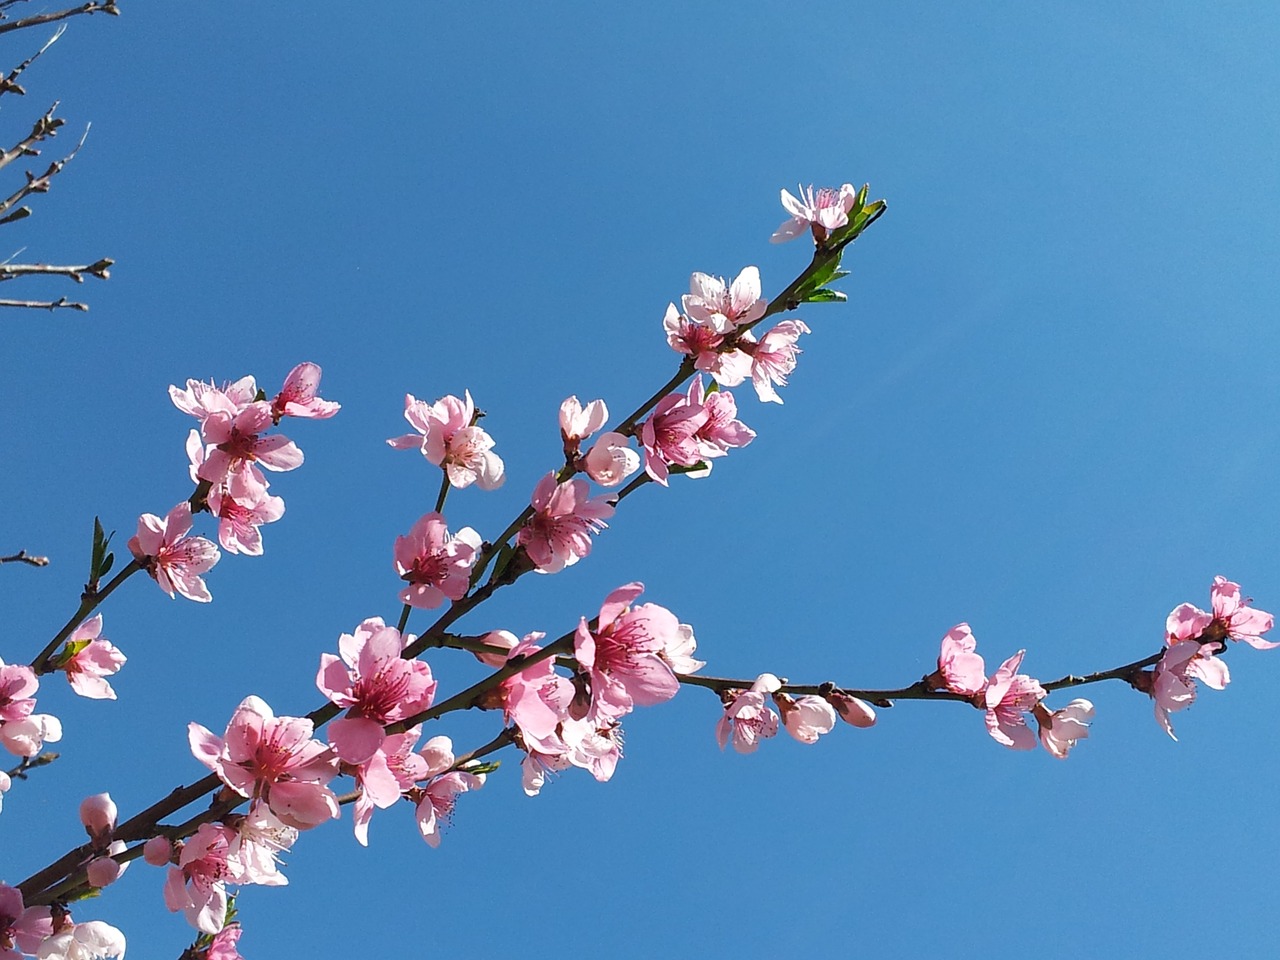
[464,760,502,775]
[99,552,114,578]
[803,288,847,303]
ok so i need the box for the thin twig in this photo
[0,257,111,283]
[0,548,48,566]
[0,120,91,221]
[0,2,118,37]
[0,296,85,310]
[5,751,58,779]
[0,24,65,99]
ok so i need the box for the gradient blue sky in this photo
[3,3,1280,957]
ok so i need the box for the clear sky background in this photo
[3,2,1279,957]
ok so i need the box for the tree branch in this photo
[0,548,48,566]
[0,24,65,99]
[0,2,119,37]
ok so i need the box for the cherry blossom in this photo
[574,582,682,722]
[1145,639,1229,741]
[127,502,221,603]
[582,431,640,487]
[34,921,126,960]
[142,836,172,867]
[270,361,341,422]
[639,387,708,484]
[983,651,1046,750]
[716,673,782,753]
[1033,699,1094,759]
[775,692,837,744]
[559,396,608,444]
[387,390,505,490]
[204,925,244,960]
[1209,576,1275,649]
[189,696,339,830]
[415,768,485,848]
[169,376,257,426]
[198,401,303,486]
[517,472,614,573]
[85,841,128,888]
[163,822,234,934]
[660,622,705,676]
[226,802,298,886]
[927,622,987,696]
[744,319,810,404]
[479,634,573,744]
[770,182,858,244]
[60,616,126,700]
[393,513,482,609]
[349,727,428,846]
[692,381,755,462]
[206,467,285,557]
[681,266,767,334]
[0,883,53,957]
[316,619,437,765]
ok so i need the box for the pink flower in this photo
[0,662,61,756]
[582,431,640,487]
[775,692,837,744]
[485,635,573,744]
[825,691,877,728]
[163,822,234,934]
[270,362,340,422]
[206,467,285,557]
[61,616,126,700]
[169,376,257,425]
[415,769,485,848]
[574,583,682,722]
[770,182,858,244]
[1146,640,1229,741]
[85,840,128,888]
[189,696,339,830]
[660,622,705,676]
[928,623,987,697]
[681,266,767,334]
[393,513,482,609]
[559,396,609,443]
[693,381,755,461]
[1210,575,1276,649]
[983,651,1046,750]
[0,658,39,724]
[387,391,505,490]
[517,472,614,573]
[744,319,810,404]
[128,502,221,603]
[79,793,117,845]
[204,925,245,960]
[199,401,304,485]
[639,388,709,484]
[351,728,428,846]
[1033,699,1095,759]
[716,673,782,753]
[34,921,126,960]
[316,619,437,765]
[0,883,53,956]
[225,802,297,886]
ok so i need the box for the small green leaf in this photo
[464,760,502,775]
[803,288,847,303]
[99,552,114,578]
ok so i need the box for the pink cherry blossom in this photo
[387,391,505,490]
[1146,640,1230,741]
[60,616,126,700]
[825,691,877,728]
[661,303,755,387]
[770,182,858,244]
[743,319,810,404]
[1033,699,1095,759]
[189,696,339,830]
[0,883,53,957]
[0,652,58,757]
[34,921,126,960]
[415,769,485,848]
[692,380,755,462]
[225,802,298,886]
[204,925,245,960]
[983,651,1046,750]
[574,582,682,722]
[716,673,782,753]
[660,622,705,676]
[169,375,257,425]
[775,692,837,744]
[582,431,640,487]
[393,512,482,609]
[681,266,767,334]
[517,472,614,573]
[0,658,38,724]
[351,728,429,846]
[559,396,609,443]
[85,841,128,887]
[639,388,709,484]
[127,502,221,603]
[270,362,340,422]
[206,467,285,557]
[484,634,573,744]
[163,822,235,934]
[79,793,117,845]
[1210,575,1276,649]
[198,401,303,486]
[928,622,987,697]
[316,619,437,765]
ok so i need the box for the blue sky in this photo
[3,2,1280,957]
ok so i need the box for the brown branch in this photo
[0,119,90,223]
[0,548,48,566]
[0,101,62,174]
[0,295,85,310]
[5,750,58,779]
[0,2,118,37]
[0,24,65,99]
[0,257,111,283]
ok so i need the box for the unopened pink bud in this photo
[79,792,117,842]
[142,835,173,866]
[827,691,877,728]
[86,841,128,887]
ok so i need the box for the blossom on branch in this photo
[198,402,304,486]
[270,361,341,422]
[33,920,126,960]
[927,622,987,697]
[582,431,640,487]
[393,512,482,609]
[387,390,505,490]
[60,616,126,700]
[128,502,221,603]
[983,650,1045,750]
[517,472,614,573]
[681,266,767,334]
[743,320,810,404]
[0,660,60,759]
[770,182,857,245]
[716,673,782,753]
[169,376,257,426]
[0,883,53,957]
[163,822,235,935]
[775,692,837,744]
[1033,699,1094,759]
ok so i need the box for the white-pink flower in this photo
[744,319,810,404]
[206,467,285,557]
[61,616,126,700]
[199,401,304,485]
[79,792,117,845]
[127,502,221,603]
[189,696,339,830]
[270,361,340,422]
[639,387,709,485]
[1147,639,1230,740]
[775,692,837,744]
[574,582,682,722]
[163,822,234,934]
[1033,699,1095,759]
[693,381,755,462]
[825,690,877,728]
[559,396,609,443]
[929,622,987,697]
[393,512,482,609]
[681,266,767,334]
[0,661,61,757]
[983,650,1046,750]
[415,769,485,848]
[35,920,127,960]
[169,375,257,425]
[388,390,505,490]
[1210,575,1275,649]
[716,673,782,753]
[0,883,52,956]
[582,431,640,487]
[770,182,858,244]
[517,472,614,573]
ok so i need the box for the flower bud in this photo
[86,841,128,887]
[142,835,173,866]
[79,792,117,844]
[825,691,877,728]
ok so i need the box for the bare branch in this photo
[5,751,58,779]
[0,295,87,310]
[0,101,64,175]
[0,549,49,566]
[0,257,111,283]
[0,24,65,99]
[0,2,118,37]
[0,121,88,221]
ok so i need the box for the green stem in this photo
[30,558,141,674]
